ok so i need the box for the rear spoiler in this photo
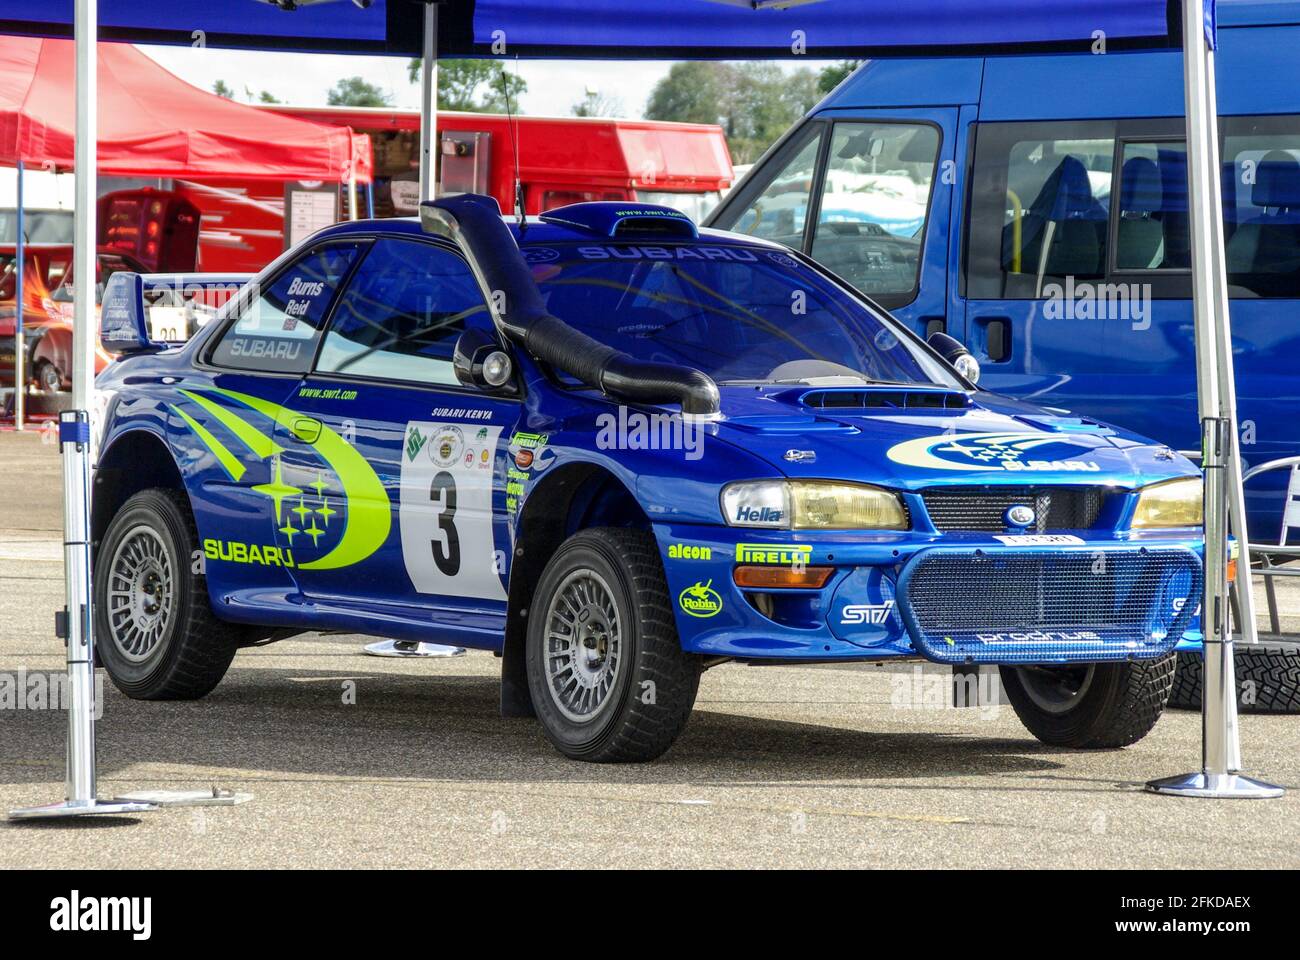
[100,272,252,354]
[420,194,721,419]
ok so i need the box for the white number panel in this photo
[399,422,507,601]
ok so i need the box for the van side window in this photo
[968,122,1114,299]
[1223,117,1300,298]
[315,238,492,386]
[730,124,823,248]
[1115,142,1191,271]
[809,122,940,303]
[210,241,363,373]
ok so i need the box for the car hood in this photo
[708,383,1196,490]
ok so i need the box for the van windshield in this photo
[525,241,960,387]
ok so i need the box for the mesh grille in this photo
[920,486,1106,533]
[898,546,1201,664]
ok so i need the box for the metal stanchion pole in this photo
[14,159,24,431]
[418,1,439,204]
[362,1,461,663]
[1146,0,1281,800]
[8,0,153,821]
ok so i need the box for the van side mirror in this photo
[453,328,515,391]
[927,331,981,385]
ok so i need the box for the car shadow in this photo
[1,664,1066,790]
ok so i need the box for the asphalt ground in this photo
[1,429,1297,868]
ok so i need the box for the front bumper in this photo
[653,524,1204,664]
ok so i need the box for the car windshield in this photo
[525,241,960,387]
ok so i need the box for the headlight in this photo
[721,480,908,530]
[1131,476,1203,529]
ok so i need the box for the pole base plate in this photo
[112,789,252,807]
[1145,772,1284,799]
[7,799,157,821]
[362,639,466,658]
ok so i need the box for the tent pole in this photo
[419,0,439,203]
[13,160,24,431]
[364,0,477,664]
[1146,0,1281,800]
[8,0,155,823]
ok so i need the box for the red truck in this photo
[174,108,734,274]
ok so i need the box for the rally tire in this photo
[999,654,1176,749]
[1169,645,1300,714]
[526,527,701,762]
[94,488,239,700]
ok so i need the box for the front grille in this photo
[920,486,1106,533]
[898,545,1201,664]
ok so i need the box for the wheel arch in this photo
[500,460,652,717]
[93,427,187,556]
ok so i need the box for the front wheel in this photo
[999,654,1175,748]
[94,488,241,700]
[526,527,701,762]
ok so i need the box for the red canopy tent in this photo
[0,35,370,181]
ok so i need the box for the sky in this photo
[139,45,834,120]
[142,46,681,118]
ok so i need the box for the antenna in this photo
[500,59,525,231]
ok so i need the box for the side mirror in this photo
[453,328,515,391]
[927,331,981,385]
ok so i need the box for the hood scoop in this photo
[798,386,972,412]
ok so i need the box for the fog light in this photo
[733,565,834,589]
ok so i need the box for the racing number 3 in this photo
[430,470,461,576]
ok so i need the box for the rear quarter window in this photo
[209,241,363,373]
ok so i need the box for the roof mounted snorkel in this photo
[420,194,721,419]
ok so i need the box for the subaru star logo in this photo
[1005,504,1036,529]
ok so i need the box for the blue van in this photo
[707,0,1300,546]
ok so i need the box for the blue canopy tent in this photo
[5,0,1276,819]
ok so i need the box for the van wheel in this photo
[1169,644,1300,714]
[94,489,240,700]
[34,360,63,394]
[999,654,1175,748]
[526,527,701,762]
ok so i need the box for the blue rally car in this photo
[90,194,1206,762]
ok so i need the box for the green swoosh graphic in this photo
[179,388,282,460]
[170,404,246,481]
[205,387,391,571]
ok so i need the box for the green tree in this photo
[327,76,393,108]
[646,62,821,164]
[817,60,862,95]
[258,90,282,105]
[571,90,624,118]
[406,58,527,113]
[212,79,234,99]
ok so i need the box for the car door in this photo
[709,108,958,337]
[275,235,522,635]
[176,239,366,608]
[962,119,1123,418]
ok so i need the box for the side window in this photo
[315,238,491,386]
[1114,142,1191,271]
[968,122,1115,299]
[809,122,940,303]
[210,242,362,373]
[728,124,824,247]
[1222,117,1300,298]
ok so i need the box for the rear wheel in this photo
[999,654,1175,748]
[526,527,700,762]
[94,488,241,700]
